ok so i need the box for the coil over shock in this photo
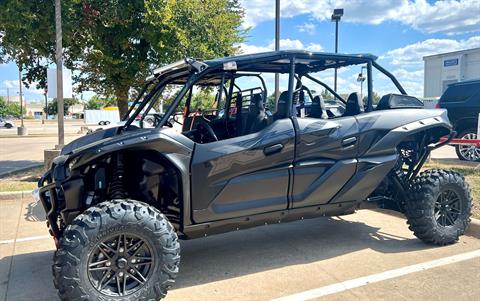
[109,152,127,199]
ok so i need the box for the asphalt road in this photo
[0,196,479,301]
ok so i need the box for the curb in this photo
[0,190,33,201]
[0,163,43,178]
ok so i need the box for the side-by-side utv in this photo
[35,50,472,301]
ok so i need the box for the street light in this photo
[331,8,343,93]
[357,66,367,100]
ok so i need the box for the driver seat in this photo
[243,94,268,135]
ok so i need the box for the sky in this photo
[0,0,479,102]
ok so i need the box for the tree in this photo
[0,0,246,117]
[190,89,216,110]
[47,98,79,116]
[0,96,22,118]
[320,89,334,101]
[266,93,276,111]
[363,91,381,104]
[84,95,116,110]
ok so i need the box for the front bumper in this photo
[36,170,64,238]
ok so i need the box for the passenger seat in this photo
[343,92,364,116]
[309,95,328,119]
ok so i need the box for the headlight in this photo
[67,156,80,172]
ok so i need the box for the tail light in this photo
[435,103,441,109]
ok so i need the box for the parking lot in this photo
[1,194,479,301]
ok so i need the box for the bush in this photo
[0,96,22,118]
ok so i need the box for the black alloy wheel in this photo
[87,233,154,297]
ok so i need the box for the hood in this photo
[61,126,120,155]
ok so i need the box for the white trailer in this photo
[84,110,120,125]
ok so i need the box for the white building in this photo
[423,47,480,98]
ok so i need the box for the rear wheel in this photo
[5,123,13,128]
[405,169,471,245]
[53,199,180,300]
[455,129,480,162]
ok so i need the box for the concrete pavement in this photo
[0,135,80,176]
[1,196,479,301]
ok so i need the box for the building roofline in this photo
[423,47,480,60]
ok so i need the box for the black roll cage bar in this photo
[124,53,408,129]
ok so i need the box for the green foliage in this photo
[0,0,246,116]
[84,95,116,110]
[320,89,334,101]
[0,96,22,118]
[266,93,276,111]
[47,98,79,115]
[190,89,216,111]
[363,91,381,104]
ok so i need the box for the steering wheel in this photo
[152,113,173,128]
[196,117,218,142]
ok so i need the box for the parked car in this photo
[0,117,15,128]
[35,51,472,301]
[438,79,480,161]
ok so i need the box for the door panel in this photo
[292,117,359,207]
[191,119,295,223]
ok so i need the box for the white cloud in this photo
[238,39,323,55]
[240,0,480,35]
[297,23,316,35]
[382,36,480,65]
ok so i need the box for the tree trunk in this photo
[115,87,129,118]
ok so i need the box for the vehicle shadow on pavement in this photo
[0,250,57,301]
[175,216,432,289]
[0,160,42,177]
[24,200,46,222]
[0,215,432,300]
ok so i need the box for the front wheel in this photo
[405,169,471,245]
[53,199,180,300]
[455,129,480,162]
[5,123,13,128]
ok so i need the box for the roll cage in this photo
[123,50,408,130]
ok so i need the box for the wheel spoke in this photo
[134,260,152,267]
[89,266,111,272]
[89,259,109,268]
[445,211,456,225]
[97,270,113,290]
[127,240,144,254]
[100,243,115,257]
[127,272,145,285]
[116,274,123,296]
[132,267,147,282]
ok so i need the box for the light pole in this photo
[331,8,343,93]
[357,66,367,100]
[274,0,280,104]
[55,0,64,148]
[18,69,24,128]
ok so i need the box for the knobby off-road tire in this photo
[53,199,180,301]
[405,169,472,246]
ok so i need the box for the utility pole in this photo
[274,0,280,104]
[43,91,48,125]
[7,87,10,104]
[55,0,64,148]
[331,9,343,93]
[18,69,24,127]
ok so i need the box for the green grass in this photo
[0,166,43,192]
